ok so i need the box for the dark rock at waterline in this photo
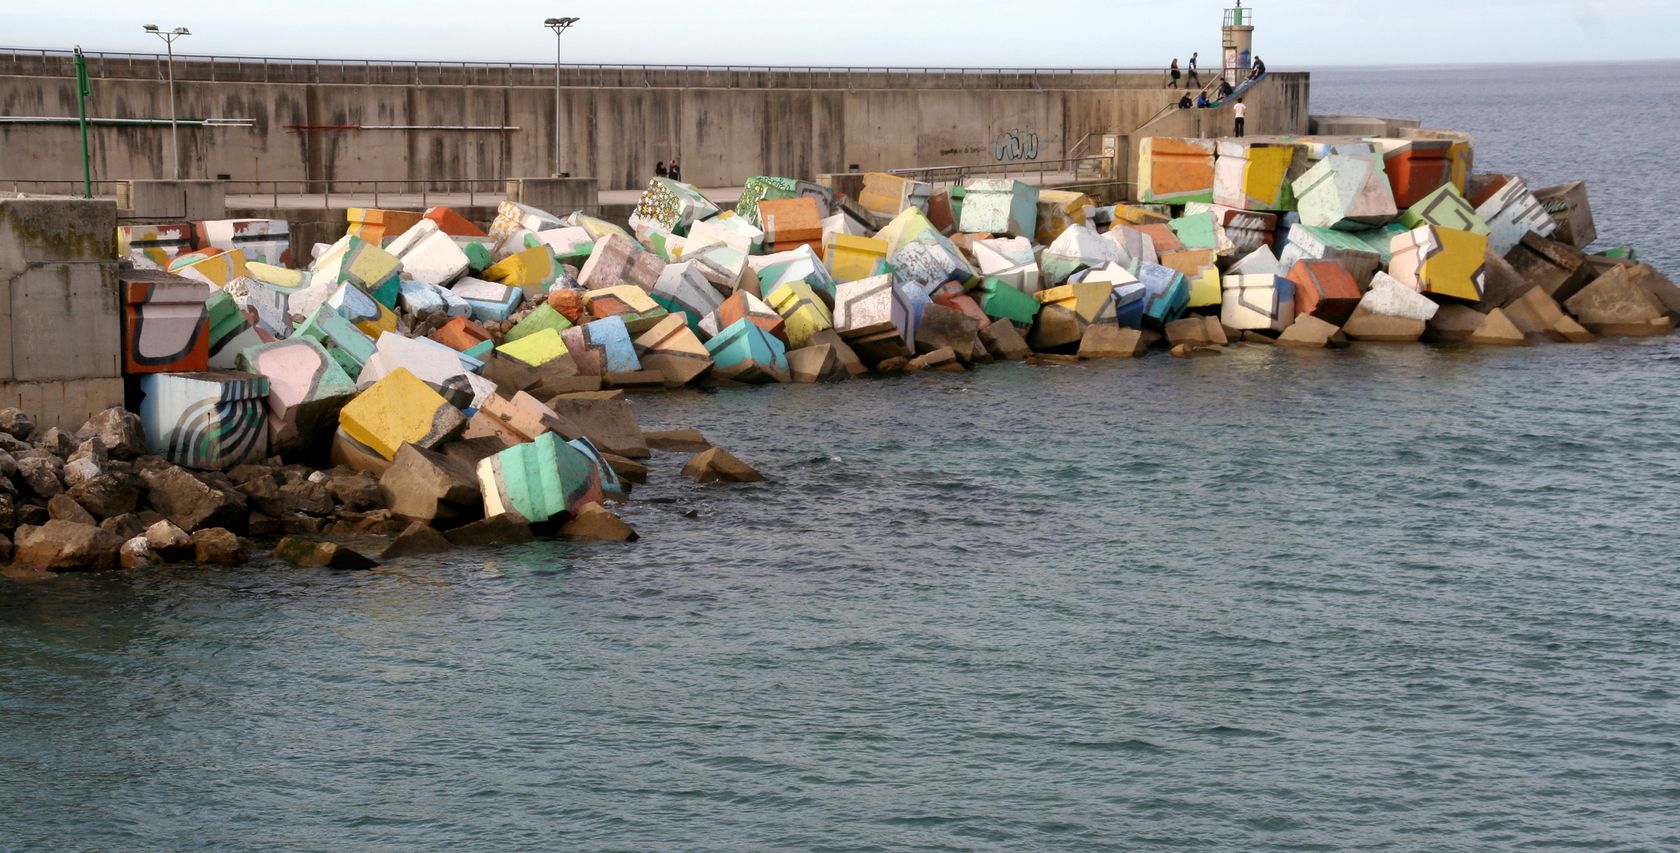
[273,537,379,570]
[681,448,766,484]
[559,502,639,542]
[14,521,123,572]
[381,522,456,559]
[192,528,247,565]
[443,512,534,547]
[143,465,247,533]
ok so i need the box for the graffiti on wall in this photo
[992,128,1041,163]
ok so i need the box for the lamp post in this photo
[143,24,191,180]
[543,17,579,178]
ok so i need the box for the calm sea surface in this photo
[4,64,1680,851]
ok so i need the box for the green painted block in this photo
[1398,184,1489,235]
[503,303,574,343]
[205,291,246,347]
[1346,224,1411,263]
[649,292,703,337]
[463,241,492,272]
[480,431,603,524]
[293,303,377,375]
[1598,246,1639,262]
[978,278,1041,325]
[1168,212,1220,250]
[558,242,595,267]
[463,340,495,361]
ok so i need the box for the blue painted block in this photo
[1138,263,1190,327]
[704,317,790,384]
[139,370,270,471]
[566,436,625,498]
[451,278,525,324]
[1113,282,1148,329]
[893,281,930,343]
[570,314,640,375]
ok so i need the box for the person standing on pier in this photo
[669,158,682,182]
[1168,58,1181,88]
[1187,52,1201,88]
[655,161,669,179]
[1233,98,1247,138]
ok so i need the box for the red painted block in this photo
[121,269,210,374]
[1384,140,1454,209]
[1287,260,1363,325]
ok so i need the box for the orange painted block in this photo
[1381,140,1455,209]
[430,316,493,353]
[757,198,824,247]
[1137,137,1216,204]
[423,206,487,238]
[1159,248,1216,279]
[1287,260,1363,325]
[1136,224,1185,253]
[714,291,788,345]
[120,269,210,374]
[346,208,425,244]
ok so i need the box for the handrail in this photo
[888,155,1113,189]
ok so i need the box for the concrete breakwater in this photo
[3,130,1677,578]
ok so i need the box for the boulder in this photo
[120,536,155,570]
[908,347,965,373]
[0,408,36,441]
[47,494,97,526]
[145,520,196,562]
[36,427,76,458]
[1164,316,1221,348]
[643,429,711,452]
[806,328,870,377]
[1564,266,1676,337]
[76,408,146,460]
[544,391,649,459]
[1276,315,1349,349]
[279,481,335,516]
[1468,308,1528,346]
[0,449,15,480]
[1425,304,1488,343]
[192,528,247,565]
[379,444,482,525]
[1078,325,1149,359]
[1170,344,1221,359]
[16,456,64,499]
[681,448,767,484]
[788,344,843,383]
[0,532,8,563]
[443,512,535,547]
[14,521,123,572]
[979,320,1032,360]
[914,304,983,360]
[600,452,648,484]
[1503,286,1594,342]
[67,473,143,520]
[273,537,379,570]
[558,502,640,543]
[142,465,247,532]
[329,471,384,511]
[381,522,457,559]
[1341,305,1426,342]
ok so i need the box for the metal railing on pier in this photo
[888,156,1115,190]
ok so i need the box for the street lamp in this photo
[543,17,579,178]
[143,24,191,180]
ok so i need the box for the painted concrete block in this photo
[450,278,525,324]
[294,303,377,377]
[1209,206,1278,255]
[858,173,933,225]
[891,237,974,293]
[1360,273,1442,321]
[1137,137,1216,204]
[387,218,470,286]
[1214,140,1307,211]
[237,338,357,450]
[505,304,575,344]
[1042,225,1122,286]
[195,218,291,267]
[340,368,467,461]
[139,370,270,470]
[1037,281,1126,326]
[1034,190,1094,245]
[1474,176,1555,257]
[356,332,479,403]
[1374,139,1454,209]
[1278,224,1383,287]
[1287,260,1363,324]
[484,245,561,291]
[120,268,210,375]
[346,208,424,245]
[972,236,1041,294]
[959,179,1039,238]
[560,315,640,376]
[977,278,1041,327]
[490,200,565,258]
[1389,225,1487,303]
[687,244,755,294]
[423,206,487,238]
[687,213,764,255]
[1292,154,1397,230]
[631,178,720,235]
[702,291,786,344]
[1221,274,1297,332]
[497,328,572,369]
[704,317,791,384]
[579,233,665,292]
[585,285,669,335]
[312,236,402,309]
[117,223,194,269]
[752,245,840,303]
[1399,184,1489,235]
[633,314,713,387]
[1186,266,1222,309]
[170,248,250,289]
[1230,246,1282,276]
[766,280,833,348]
[432,316,494,353]
[652,262,725,334]
[1137,262,1190,327]
[834,276,906,340]
[1533,181,1596,249]
[1169,212,1220,250]
[824,233,889,284]
[1104,225,1159,269]
[205,292,265,371]
[326,282,399,340]
[478,431,604,524]
[759,197,825,249]
[533,225,594,260]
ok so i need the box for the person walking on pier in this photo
[668,158,682,182]
[1168,58,1181,88]
[1233,98,1247,138]
[655,160,669,179]
[1187,52,1201,88]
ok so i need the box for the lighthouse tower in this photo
[1223,1,1255,85]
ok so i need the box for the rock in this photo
[145,520,196,562]
[76,408,145,460]
[273,537,379,570]
[67,473,143,520]
[0,493,13,531]
[192,528,247,565]
[1164,316,1216,348]
[915,304,983,361]
[979,320,1032,360]
[0,408,36,441]
[1502,286,1593,342]
[47,494,97,526]
[559,502,640,542]
[143,465,247,532]
[908,347,966,373]
[36,427,76,458]
[329,471,384,511]
[1426,304,1489,343]
[806,328,869,377]
[235,473,284,518]
[1341,305,1426,342]
[1078,325,1149,359]
[1170,344,1221,359]
[120,536,154,570]
[0,532,10,563]
[443,512,535,547]
[247,512,281,537]
[0,449,15,480]
[15,502,48,527]
[681,448,766,484]
[380,522,457,559]
[643,428,711,452]
[544,391,650,459]
[600,452,649,484]
[1276,315,1349,349]
[279,481,336,516]
[873,356,911,374]
[1627,264,1680,321]
[281,513,326,535]
[1564,265,1675,337]
[15,456,64,500]
[788,344,842,383]
[1469,308,1529,346]
[13,521,123,572]
[227,463,274,486]
[100,513,148,541]
[380,444,482,525]
[60,457,102,489]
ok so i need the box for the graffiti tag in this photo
[992,128,1041,163]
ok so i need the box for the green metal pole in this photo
[74,46,92,198]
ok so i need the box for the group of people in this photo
[1167,52,1266,89]
[1166,51,1264,138]
[654,158,683,181]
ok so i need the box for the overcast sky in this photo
[4,0,1676,67]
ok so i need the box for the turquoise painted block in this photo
[1169,212,1220,250]
[463,340,495,361]
[1348,223,1411,263]
[139,371,270,471]
[1137,263,1190,327]
[294,304,377,376]
[705,317,789,383]
[566,436,624,498]
[977,278,1041,326]
[648,291,703,338]
[479,431,604,524]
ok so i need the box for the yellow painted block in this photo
[766,281,834,349]
[342,242,401,288]
[1421,227,1487,302]
[483,245,559,288]
[1035,282,1112,323]
[1244,148,1294,207]
[176,249,250,287]
[823,233,889,282]
[346,208,424,244]
[497,327,570,367]
[875,207,938,254]
[246,262,305,288]
[1187,267,1222,308]
[585,285,662,317]
[1035,190,1093,244]
[353,301,399,340]
[339,368,461,461]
